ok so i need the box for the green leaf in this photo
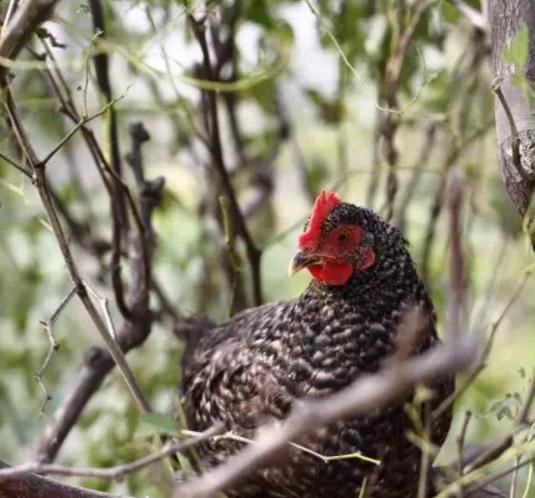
[503,22,529,66]
[245,0,273,28]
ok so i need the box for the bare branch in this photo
[433,263,534,421]
[187,12,263,306]
[87,0,134,320]
[381,0,441,221]
[0,149,31,177]
[457,410,473,492]
[447,172,468,342]
[219,195,243,317]
[0,425,223,482]
[0,0,20,40]
[33,119,164,462]
[39,94,126,168]
[0,0,61,82]
[35,286,77,414]
[518,375,535,425]
[84,282,151,413]
[2,87,155,455]
[492,80,530,185]
[449,0,489,32]
[88,0,128,229]
[465,457,534,498]
[395,123,438,232]
[464,436,515,476]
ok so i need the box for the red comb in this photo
[298,191,341,248]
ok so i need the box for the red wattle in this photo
[308,262,353,286]
[308,249,376,286]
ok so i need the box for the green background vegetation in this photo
[0,1,533,496]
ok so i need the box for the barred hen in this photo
[182,191,453,498]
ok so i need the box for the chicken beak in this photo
[288,252,318,276]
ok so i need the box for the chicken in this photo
[181,191,454,498]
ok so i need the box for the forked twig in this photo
[35,287,77,414]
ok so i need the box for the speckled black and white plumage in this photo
[182,202,454,498]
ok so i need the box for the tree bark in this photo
[489,0,535,249]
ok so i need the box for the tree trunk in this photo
[489,0,535,249]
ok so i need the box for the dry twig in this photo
[35,286,76,414]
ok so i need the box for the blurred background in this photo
[0,0,534,496]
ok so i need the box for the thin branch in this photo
[35,286,77,414]
[381,0,440,221]
[219,195,243,317]
[417,401,432,498]
[0,0,61,82]
[433,264,534,421]
[448,0,489,32]
[187,12,263,306]
[420,124,491,284]
[39,94,126,167]
[0,149,31,177]
[395,122,438,232]
[3,86,152,418]
[38,41,114,197]
[151,277,182,323]
[447,171,467,343]
[518,373,535,426]
[465,456,535,498]
[88,0,128,229]
[34,323,150,463]
[85,281,152,413]
[33,118,164,462]
[457,410,473,496]
[87,0,134,320]
[492,80,530,185]
[0,424,223,482]
[0,0,20,40]
[464,436,515,476]
[303,0,359,79]
[183,427,381,466]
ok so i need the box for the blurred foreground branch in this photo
[175,335,478,498]
[0,0,61,81]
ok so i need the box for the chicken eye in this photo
[337,231,350,244]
